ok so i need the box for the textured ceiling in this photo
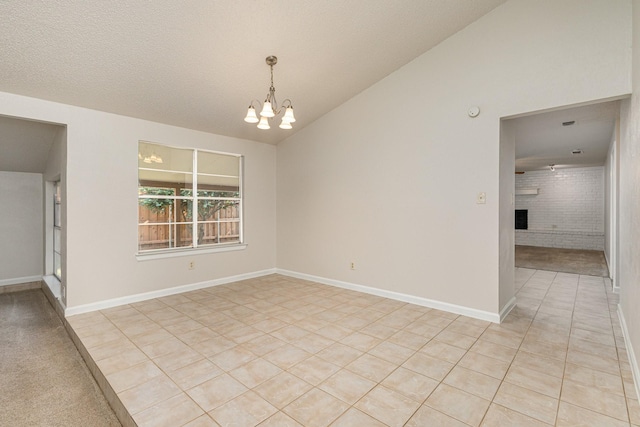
[512,101,620,172]
[0,0,507,145]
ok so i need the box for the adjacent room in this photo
[510,101,618,279]
[1,1,640,426]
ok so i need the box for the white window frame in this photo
[53,180,62,281]
[136,142,245,260]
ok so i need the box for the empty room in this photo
[1,1,640,426]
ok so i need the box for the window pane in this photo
[54,182,61,203]
[197,200,240,246]
[218,221,241,244]
[138,223,194,251]
[138,169,193,189]
[54,252,61,280]
[197,200,239,222]
[197,221,241,246]
[54,228,61,253]
[217,202,240,220]
[198,173,239,189]
[138,199,193,223]
[197,151,240,189]
[197,151,239,176]
[139,142,193,172]
[54,203,61,227]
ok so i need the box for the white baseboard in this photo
[65,268,277,317]
[276,269,501,323]
[605,277,620,294]
[0,275,42,287]
[618,304,640,403]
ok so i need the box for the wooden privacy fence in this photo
[138,203,240,250]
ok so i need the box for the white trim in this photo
[605,277,619,294]
[136,243,247,261]
[64,268,276,317]
[604,253,618,293]
[276,269,501,323]
[0,275,42,287]
[42,275,62,300]
[499,297,516,323]
[618,304,640,403]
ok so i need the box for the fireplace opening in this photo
[515,209,528,230]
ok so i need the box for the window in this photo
[138,141,243,253]
[53,181,62,280]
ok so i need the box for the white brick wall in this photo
[515,166,604,250]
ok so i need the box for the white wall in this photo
[619,0,640,401]
[0,93,276,310]
[515,167,605,250]
[0,171,43,284]
[277,0,631,316]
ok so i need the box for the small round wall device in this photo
[468,106,480,118]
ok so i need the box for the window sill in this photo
[43,275,62,300]
[136,243,247,261]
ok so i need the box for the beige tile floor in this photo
[68,271,640,426]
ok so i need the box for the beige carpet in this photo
[0,289,120,426]
[515,245,609,277]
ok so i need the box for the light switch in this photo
[477,192,486,204]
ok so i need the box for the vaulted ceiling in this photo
[0,1,619,175]
[0,0,507,145]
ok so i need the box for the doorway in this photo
[0,115,66,306]
[505,100,620,277]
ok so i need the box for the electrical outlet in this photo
[189,261,195,270]
[351,262,356,270]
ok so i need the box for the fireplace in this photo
[515,209,528,230]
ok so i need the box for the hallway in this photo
[0,289,120,426]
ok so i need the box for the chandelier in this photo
[244,56,296,130]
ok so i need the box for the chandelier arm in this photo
[272,99,292,116]
[271,90,280,115]
[248,99,262,109]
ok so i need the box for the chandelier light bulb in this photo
[283,106,296,123]
[257,116,270,130]
[260,100,275,118]
[244,106,259,123]
[279,119,292,129]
